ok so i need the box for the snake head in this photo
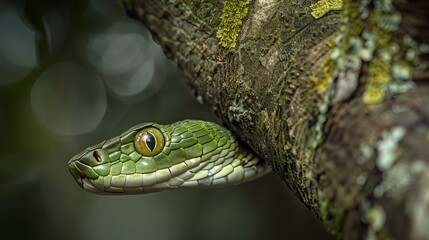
[68,120,270,194]
[68,122,168,194]
[68,123,169,194]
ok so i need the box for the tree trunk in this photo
[124,0,429,239]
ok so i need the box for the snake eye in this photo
[134,127,164,156]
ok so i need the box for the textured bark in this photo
[128,0,429,239]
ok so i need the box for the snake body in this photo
[68,120,270,194]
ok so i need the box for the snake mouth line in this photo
[68,161,83,185]
[69,162,102,193]
[68,162,83,187]
[68,161,96,190]
[80,177,100,193]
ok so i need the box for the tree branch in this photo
[128,0,429,238]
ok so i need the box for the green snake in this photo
[68,120,271,194]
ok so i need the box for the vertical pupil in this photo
[144,132,156,151]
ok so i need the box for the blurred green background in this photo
[0,0,333,239]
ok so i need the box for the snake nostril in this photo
[93,151,102,162]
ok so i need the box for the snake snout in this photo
[68,148,111,192]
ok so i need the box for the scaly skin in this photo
[68,120,271,194]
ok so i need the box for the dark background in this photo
[0,0,333,239]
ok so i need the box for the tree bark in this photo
[126,0,429,239]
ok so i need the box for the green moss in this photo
[216,0,250,48]
[311,0,425,106]
[310,0,342,19]
[310,1,362,93]
[361,5,397,104]
[311,1,362,149]
[359,0,429,105]
[311,0,429,147]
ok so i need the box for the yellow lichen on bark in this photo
[363,58,391,104]
[310,0,342,19]
[216,0,250,48]
[310,49,336,92]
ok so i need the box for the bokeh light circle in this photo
[0,2,38,85]
[31,62,107,136]
[77,19,163,100]
[99,33,146,76]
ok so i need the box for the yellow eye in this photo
[134,127,164,156]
